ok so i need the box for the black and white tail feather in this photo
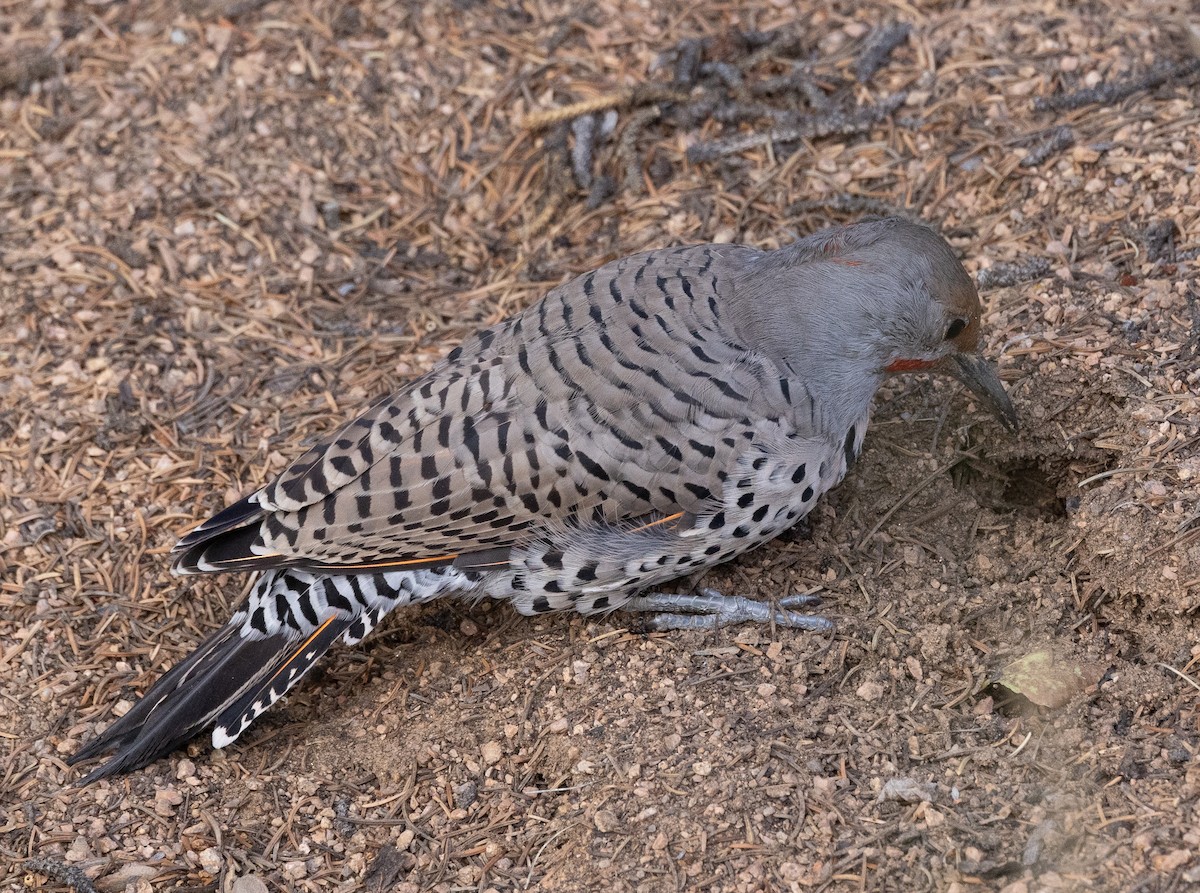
[68,561,465,783]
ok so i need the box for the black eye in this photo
[945,318,967,340]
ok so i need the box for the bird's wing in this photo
[173,245,791,576]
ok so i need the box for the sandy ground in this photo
[2,1,1200,891]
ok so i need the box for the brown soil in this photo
[2,2,1199,892]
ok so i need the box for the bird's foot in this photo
[623,587,832,632]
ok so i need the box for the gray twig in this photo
[584,174,617,211]
[1020,125,1075,167]
[569,114,598,188]
[1033,58,1200,112]
[673,38,703,86]
[698,61,743,89]
[620,106,662,193]
[24,858,99,893]
[710,99,795,125]
[855,23,912,83]
[976,257,1052,290]
[687,91,907,163]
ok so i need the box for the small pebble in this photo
[281,860,307,881]
[480,740,502,765]
[198,847,223,875]
[232,877,269,893]
[453,780,478,809]
[593,809,619,833]
[65,836,92,862]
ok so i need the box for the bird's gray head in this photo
[732,217,1017,431]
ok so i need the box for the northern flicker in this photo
[69,217,1017,782]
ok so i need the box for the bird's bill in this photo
[945,353,1019,432]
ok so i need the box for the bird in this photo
[68,217,1017,783]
